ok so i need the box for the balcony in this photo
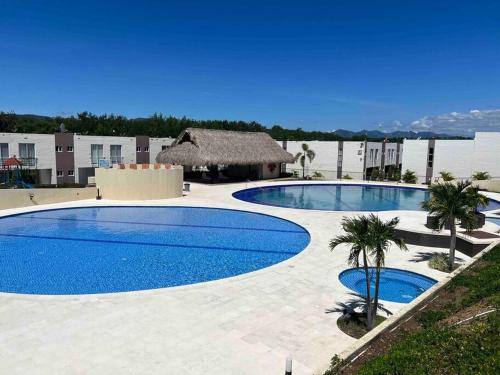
[0,157,38,168]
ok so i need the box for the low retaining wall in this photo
[474,179,500,193]
[0,187,97,210]
[395,228,489,257]
[95,164,183,200]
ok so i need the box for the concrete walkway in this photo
[0,180,496,375]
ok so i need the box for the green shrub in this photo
[472,171,490,180]
[357,314,499,375]
[342,174,352,180]
[428,253,449,272]
[402,169,417,184]
[324,355,348,375]
[439,171,455,181]
[417,310,447,328]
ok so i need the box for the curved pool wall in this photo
[339,267,437,303]
[0,206,310,295]
[233,184,500,212]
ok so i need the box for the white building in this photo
[401,132,500,183]
[282,140,402,180]
[0,132,174,186]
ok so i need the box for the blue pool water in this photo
[0,206,310,295]
[234,184,500,212]
[339,267,437,303]
[486,217,500,227]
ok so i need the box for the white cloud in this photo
[410,109,500,135]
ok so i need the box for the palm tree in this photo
[472,171,490,180]
[330,216,374,329]
[365,214,407,318]
[421,181,488,271]
[295,143,316,179]
[439,171,454,181]
[330,215,406,330]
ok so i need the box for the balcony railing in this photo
[91,157,124,167]
[0,157,38,168]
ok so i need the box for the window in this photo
[374,149,379,161]
[428,147,434,168]
[357,150,362,155]
[91,144,104,166]
[360,143,364,148]
[136,146,141,152]
[57,171,64,177]
[161,145,168,150]
[144,146,149,152]
[56,146,63,152]
[110,145,122,164]
[67,146,74,152]
[369,149,374,161]
[68,170,74,176]
[19,143,36,166]
[0,143,8,165]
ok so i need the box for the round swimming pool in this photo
[234,184,500,212]
[0,206,310,295]
[339,267,437,303]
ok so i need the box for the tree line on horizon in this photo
[0,111,448,142]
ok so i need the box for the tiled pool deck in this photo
[0,180,498,375]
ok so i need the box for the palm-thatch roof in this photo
[156,128,294,166]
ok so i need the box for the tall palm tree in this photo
[295,143,316,179]
[421,181,488,271]
[329,216,374,329]
[330,215,406,330]
[365,214,407,318]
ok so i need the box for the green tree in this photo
[421,181,488,271]
[330,215,406,330]
[295,143,316,178]
[402,169,417,184]
[472,171,490,180]
[439,170,454,181]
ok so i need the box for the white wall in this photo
[73,135,136,182]
[472,132,500,179]
[283,141,339,179]
[150,138,175,162]
[365,142,383,169]
[433,140,474,180]
[384,142,399,166]
[401,140,428,183]
[0,132,56,183]
[341,141,365,179]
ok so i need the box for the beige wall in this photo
[95,167,183,200]
[0,187,97,210]
[473,179,500,193]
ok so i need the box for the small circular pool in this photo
[234,184,500,212]
[0,206,310,295]
[339,267,437,303]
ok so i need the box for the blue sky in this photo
[1,0,500,133]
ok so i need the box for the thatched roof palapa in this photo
[156,128,294,166]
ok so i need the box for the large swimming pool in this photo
[234,184,500,211]
[0,206,310,295]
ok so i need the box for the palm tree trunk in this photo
[362,249,373,330]
[449,216,456,272]
[373,262,381,325]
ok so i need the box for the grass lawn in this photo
[325,244,500,375]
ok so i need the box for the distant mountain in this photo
[332,129,470,140]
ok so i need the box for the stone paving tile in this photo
[0,180,493,375]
